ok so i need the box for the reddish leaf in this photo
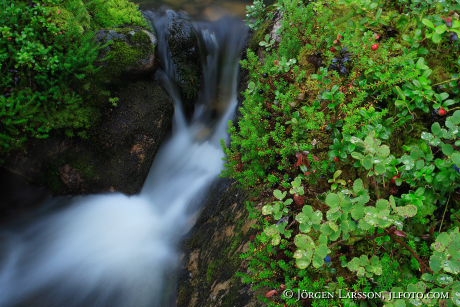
[294,194,305,206]
[393,229,407,237]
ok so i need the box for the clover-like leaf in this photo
[294,249,313,269]
[294,234,315,250]
[273,189,286,200]
[296,205,323,233]
[393,204,418,218]
[262,204,273,215]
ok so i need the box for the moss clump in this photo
[83,0,148,28]
[97,28,156,80]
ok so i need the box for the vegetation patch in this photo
[224,0,460,306]
[0,0,147,154]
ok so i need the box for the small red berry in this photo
[391,173,401,184]
[444,17,453,27]
[375,33,381,40]
[438,107,447,116]
[333,157,340,162]
[330,46,337,52]
[371,43,379,51]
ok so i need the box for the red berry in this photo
[334,157,340,162]
[371,43,379,51]
[438,107,447,116]
[330,47,337,52]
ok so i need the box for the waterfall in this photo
[0,12,247,307]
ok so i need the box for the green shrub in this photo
[225,0,460,306]
[0,0,147,152]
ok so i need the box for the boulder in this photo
[3,79,173,197]
[177,180,261,307]
[145,10,203,106]
[96,27,158,78]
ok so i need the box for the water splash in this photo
[0,13,247,307]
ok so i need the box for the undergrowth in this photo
[0,0,146,153]
[224,0,460,306]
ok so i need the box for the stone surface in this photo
[3,79,173,197]
[177,179,262,307]
[96,27,158,77]
[145,10,203,106]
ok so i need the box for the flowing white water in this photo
[0,13,247,307]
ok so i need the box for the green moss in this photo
[0,0,149,154]
[206,262,218,284]
[83,0,148,28]
[98,28,155,79]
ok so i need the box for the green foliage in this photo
[225,0,460,306]
[245,0,268,30]
[83,0,147,28]
[0,0,147,152]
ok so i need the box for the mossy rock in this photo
[96,27,157,80]
[166,11,202,104]
[2,80,174,196]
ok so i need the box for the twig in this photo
[386,229,433,274]
[438,193,451,233]
[432,77,460,87]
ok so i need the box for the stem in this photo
[432,77,460,87]
[447,106,460,112]
[438,193,451,233]
[386,229,433,274]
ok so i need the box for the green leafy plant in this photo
[225,0,460,306]
[0,0,148,152]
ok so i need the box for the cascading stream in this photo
[0,11,247,307]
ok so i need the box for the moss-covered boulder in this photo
[96,27,157,78]
[2,80,173,197]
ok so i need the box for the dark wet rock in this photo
[96,27,157,78]
[165,11,203,104]
[3,79,173,196]
[145,10,203,106]
[177,180,261,307]
[0,168,50,222]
